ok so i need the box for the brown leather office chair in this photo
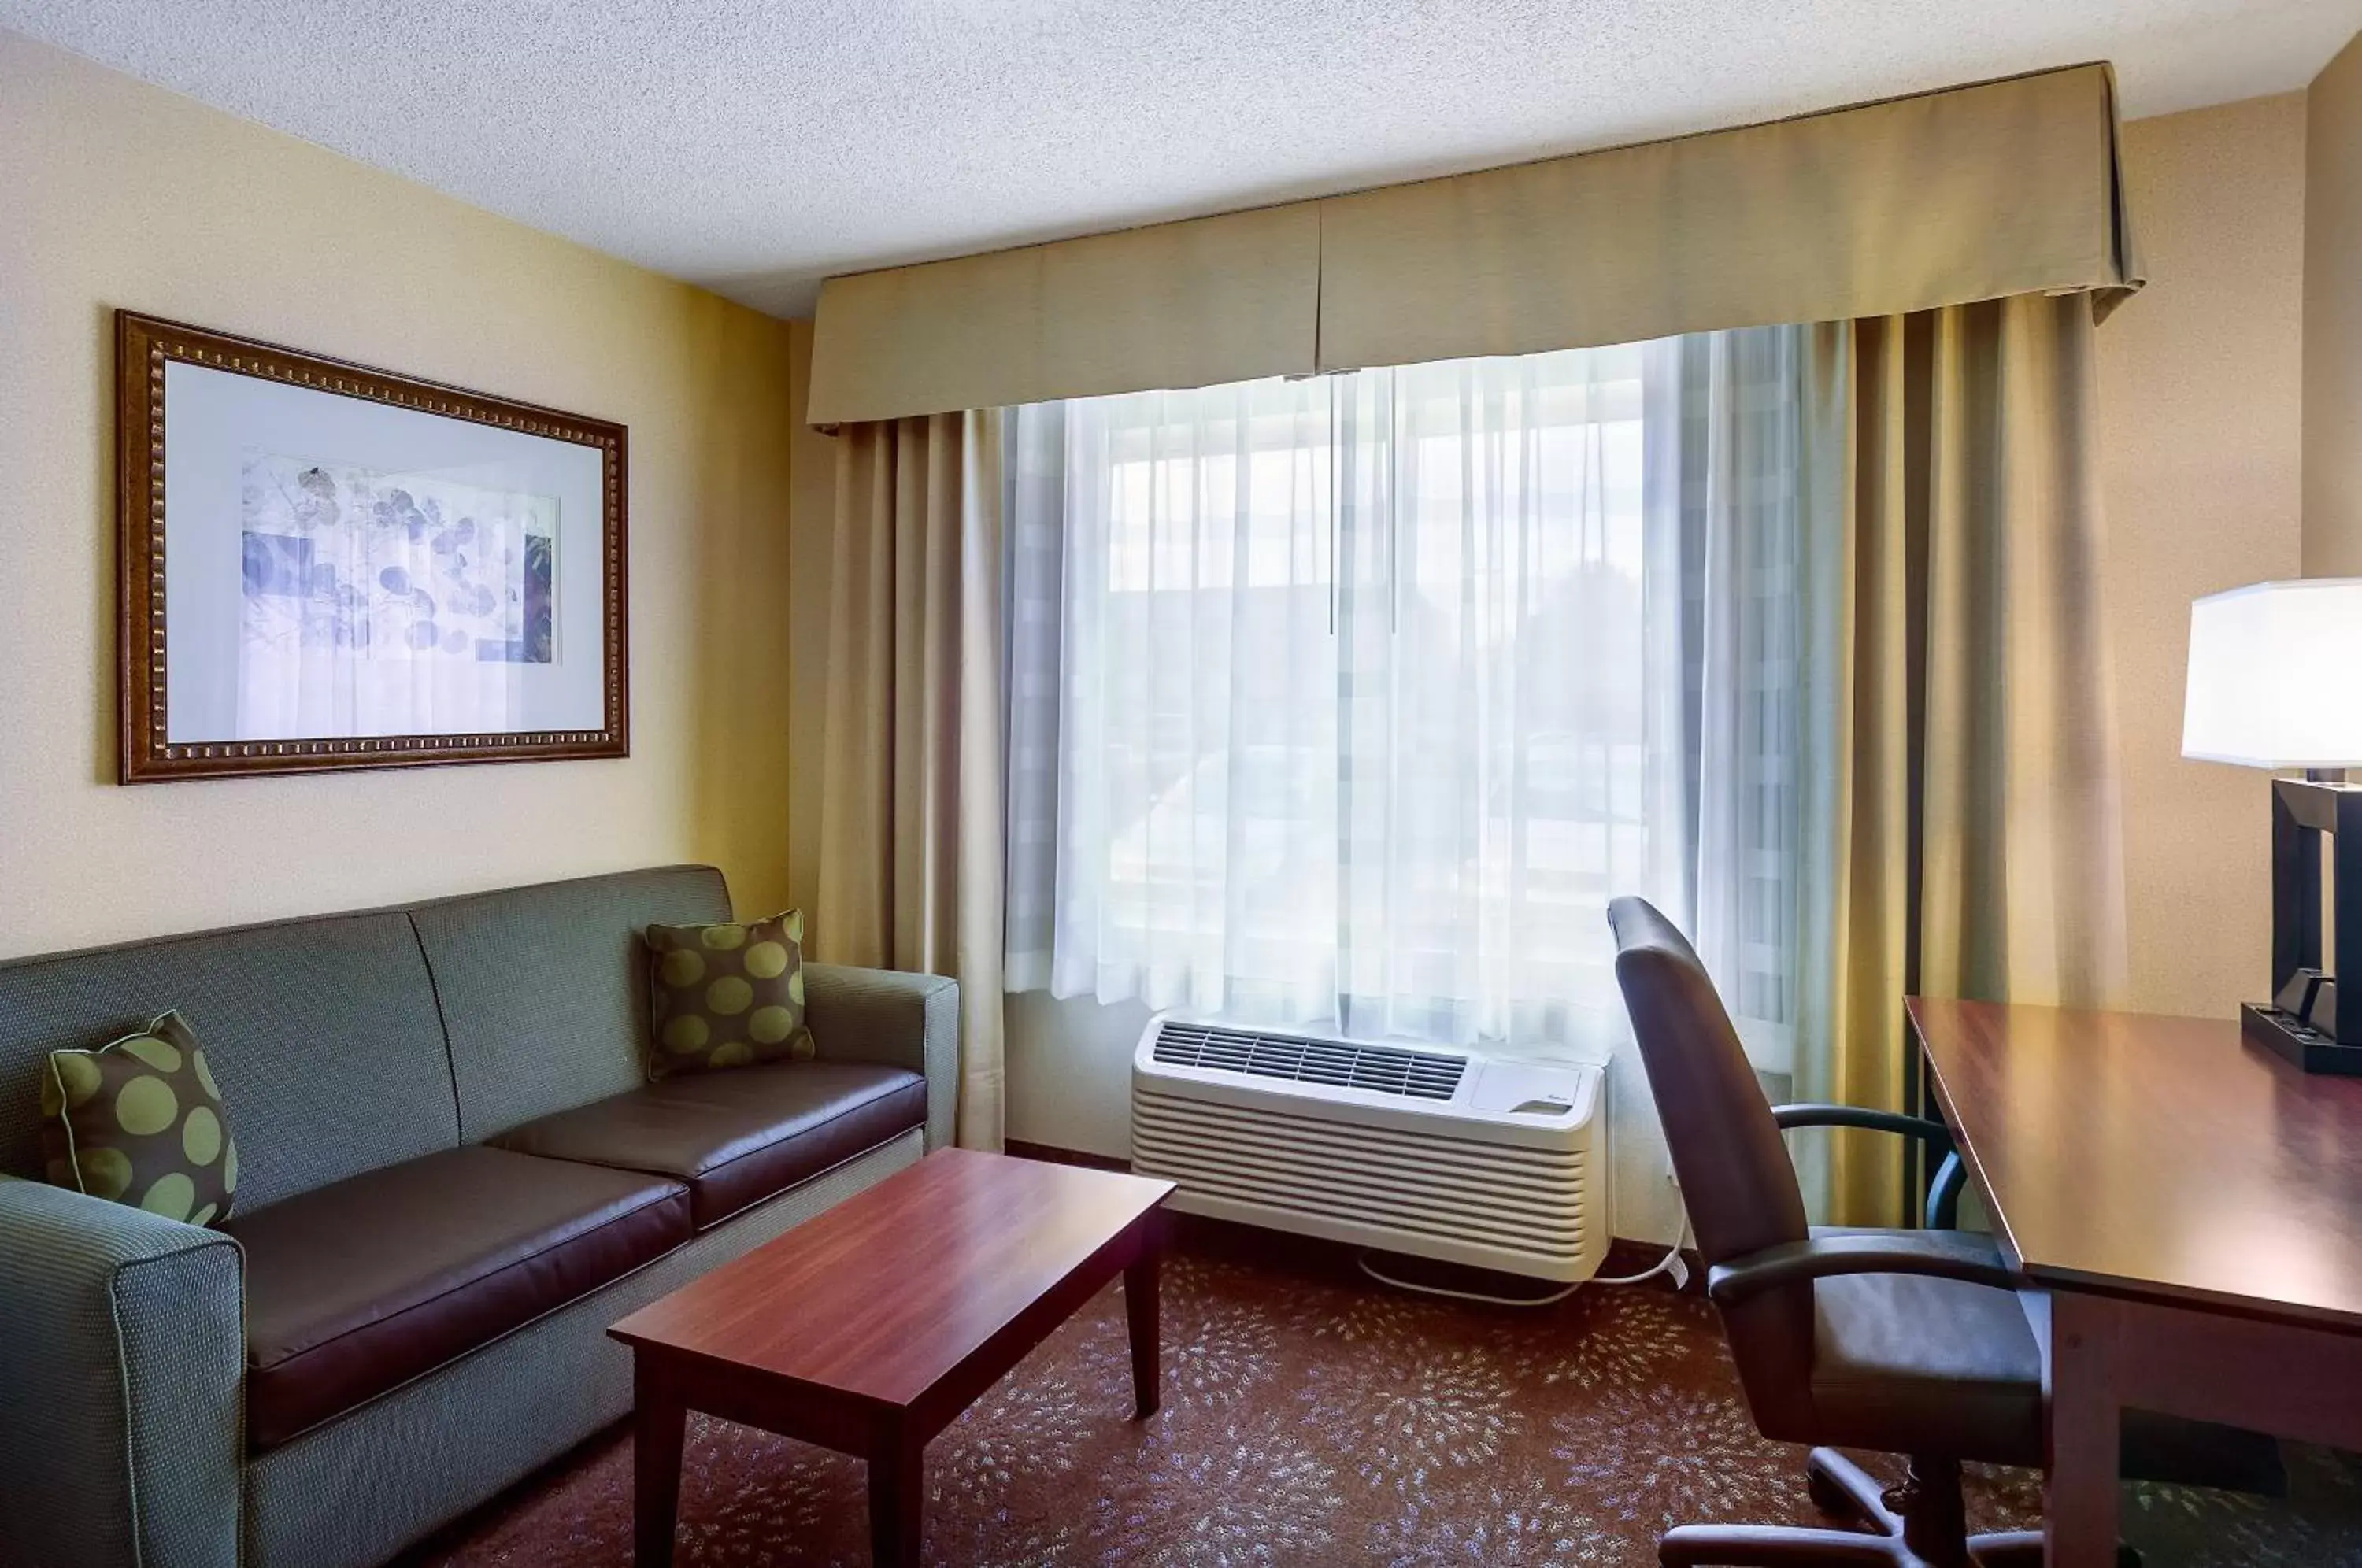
[1608,895,2050,1568]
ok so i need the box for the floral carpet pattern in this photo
[417,1227,2362,1567]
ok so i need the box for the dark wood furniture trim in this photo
[115,310,630,782]
[1910,998,2362,1566]
[2046,1284,2362,1562]
[613,1151,1170,1566]
[1911,997,2362,1329]
[631,1361,687,1568]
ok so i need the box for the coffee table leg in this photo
[869,1429,924,1568]
[633,1361,687,1568]
[1126,1226,1161,1418]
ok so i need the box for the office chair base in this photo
[1658,1449,2128,1568]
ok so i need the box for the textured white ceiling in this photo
[5,0,2356,317]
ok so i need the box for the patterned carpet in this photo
[414,1222,2362,1567]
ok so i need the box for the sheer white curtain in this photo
[1004,379,1342,1018]
[1004,329,1805,1067]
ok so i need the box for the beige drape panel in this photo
[806,64,2142,424]
[808,206,1320,425]
[1796,291,2129,1226]
[815,411,1008,1149]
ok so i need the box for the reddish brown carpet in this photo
[416,1226,2362,1566]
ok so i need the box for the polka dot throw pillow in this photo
[644,909,814,1080]
[40,1011,239,1228]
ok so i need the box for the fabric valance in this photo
[806,64,2142,425]
[806,205,1320,425]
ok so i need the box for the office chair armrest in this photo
[1771,1103,1953,1146]
[1769,1104,1968,1228]
[1707,1230,2023,1307]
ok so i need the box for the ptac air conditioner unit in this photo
[1130,1017,1609,1283]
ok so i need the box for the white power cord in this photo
[1354,1215,1693,1307]
[1590,1217,1693,1290]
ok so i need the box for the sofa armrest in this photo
[802,963,960,1151]
[0,1178,245,1568]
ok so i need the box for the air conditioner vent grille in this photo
[1152,1022,1467,1101]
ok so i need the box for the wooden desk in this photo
[1910,999,2362,1566]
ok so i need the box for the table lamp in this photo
[2183,579,2362,1073]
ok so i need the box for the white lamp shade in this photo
[2182,579,2362,769]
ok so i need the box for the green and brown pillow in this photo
[40,1011,239,1227]
[645,909,813,1079]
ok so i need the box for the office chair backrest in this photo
[1608,896,1814,1415]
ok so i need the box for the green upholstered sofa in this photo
[0,866,957,1568]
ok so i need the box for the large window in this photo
[1005,332,1803,1067]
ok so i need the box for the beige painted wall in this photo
[2308,32,2362,576]
[2097,94,2309,1019]
[0,30,796,958]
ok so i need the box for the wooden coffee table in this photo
[609,1148,1174,1567]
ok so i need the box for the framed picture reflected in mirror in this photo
[116,311,628,782]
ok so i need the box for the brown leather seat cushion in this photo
[227,1145,689,1450]
[489,1061,926,1230]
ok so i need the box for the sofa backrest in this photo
[0,911,457,1213]
[405,864,730,1141]
[0,864,733,1211]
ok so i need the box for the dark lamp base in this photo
[2242,1003,2362,1076]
